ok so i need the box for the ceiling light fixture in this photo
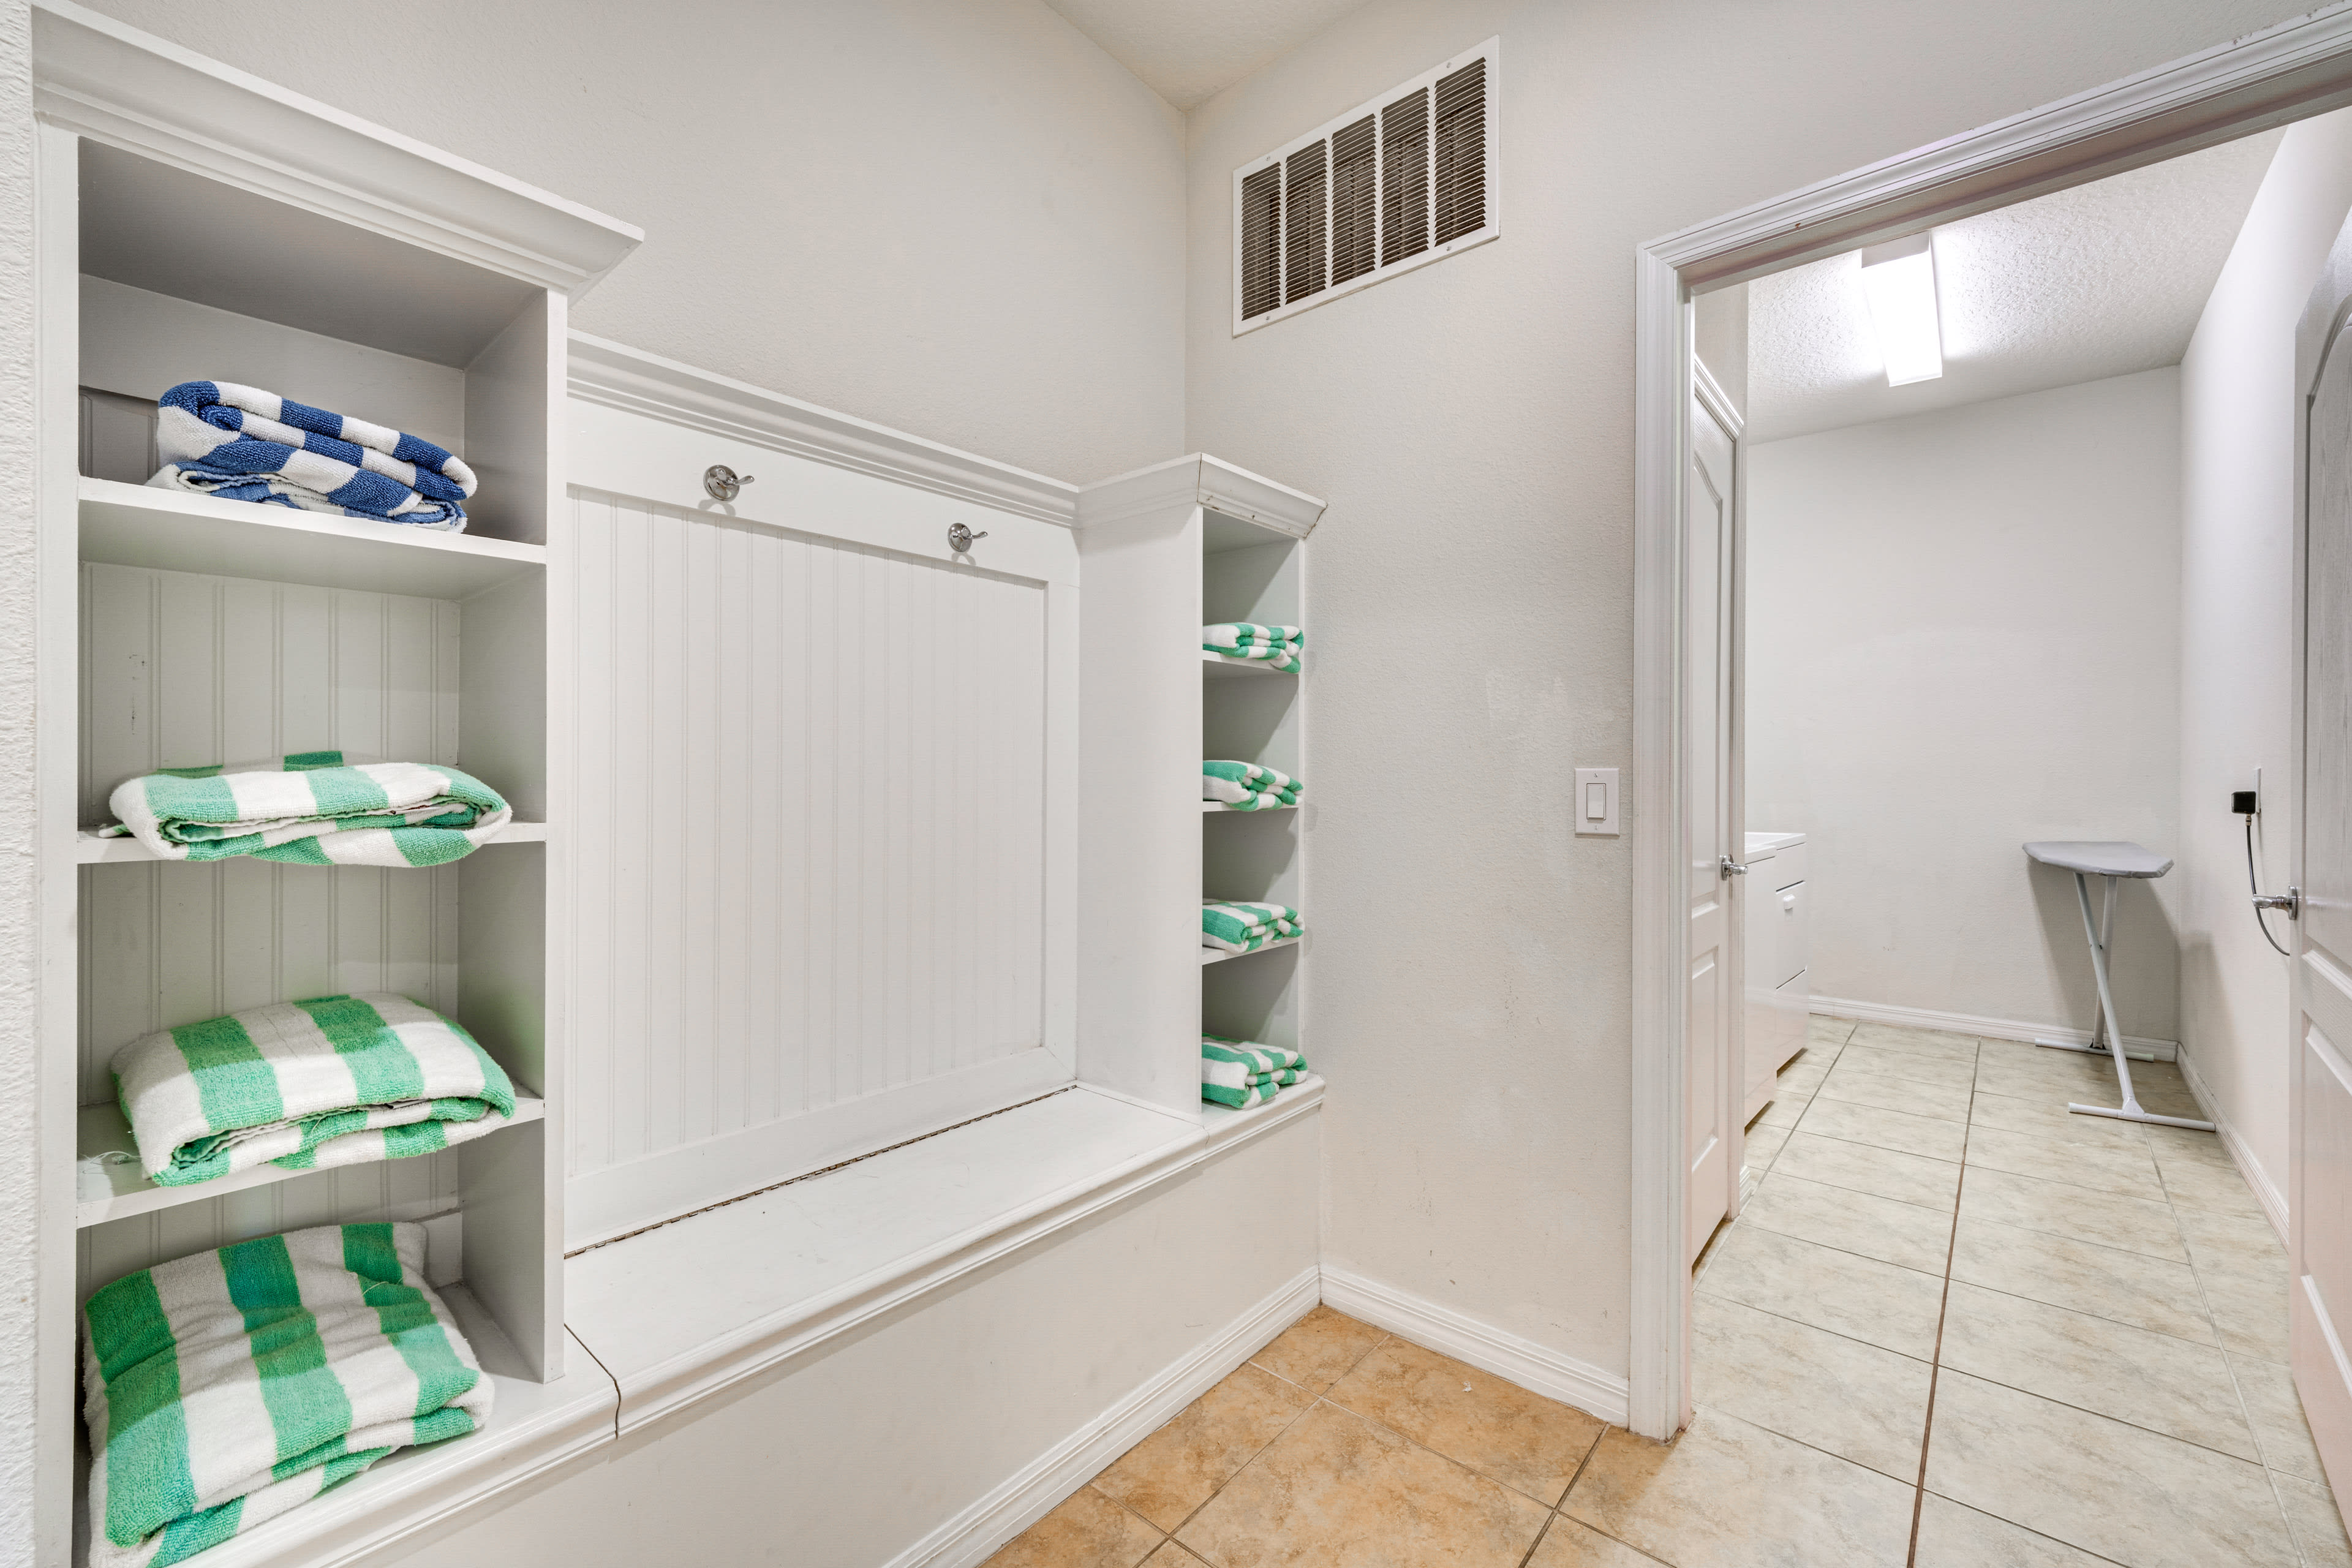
[1858,233,1943,386]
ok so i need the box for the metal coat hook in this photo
[703,464,754,502]
[948,522,989,553]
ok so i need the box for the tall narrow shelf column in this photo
[29,4,641,1561]
[1075,456,1324,1118]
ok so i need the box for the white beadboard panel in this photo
[563,490,1059,1226]
[76,860,464,1103]
[75,1142,463,1302]
[79,561,464,824]
[77,560,488,1100]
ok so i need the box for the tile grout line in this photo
[1905,1050,1977,1568]
[2156,1146,2312,1564]
[1154,1326,1395,1544]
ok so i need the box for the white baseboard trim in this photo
[2175,1048,2290,1245]
[1812,994,2176,1062]
[1317,1267,1629,1427]
[892,1263,1322,1568]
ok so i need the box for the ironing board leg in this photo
[2062,870,2215,1131]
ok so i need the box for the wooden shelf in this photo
[1200,933,1303,967]
[75,820,549,864]
[75,1098,548,1226]
[1200,800,1297,813]
[79,477,546,600]
[1202,649,1298,679]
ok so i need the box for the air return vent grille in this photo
[1233,39,1499,335]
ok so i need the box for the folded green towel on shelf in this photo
[113,993,519,1188]
[1208,790,1296,812]
[1202,623,1303,650]
[1202,900,1303,952]
[1202,763,1301,810]
[1203,760,1302,794]
[100,751,510,867]
[1202,625,1302,671]
[81,1221,492,1568]
[1202,1035,1311,1108]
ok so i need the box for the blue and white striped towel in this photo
[151,381,475,531]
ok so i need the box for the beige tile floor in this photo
[985,1018,2349,1567]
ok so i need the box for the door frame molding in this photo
[1628,1,2352,1441]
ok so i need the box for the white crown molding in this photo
[565,332,1080,528]
[1077,453,1326,535]
[1810,994,2178,1061]
[31,0,643,296]
[1653,1,2352,289]
[1318,1267,1629,1427]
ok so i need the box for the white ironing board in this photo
[2023,841,2214,1131]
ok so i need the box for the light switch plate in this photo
[1575,767,1620,836]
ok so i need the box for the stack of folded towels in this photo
[1203,760,1302,811]
[1202,622,1303,671]
[111,992,520,1188]
[151,380,477,531]
[99,750,510,867]
[1202,899,1302,955]
[81,1221,492,1565]
[1201,1035,1309,1108]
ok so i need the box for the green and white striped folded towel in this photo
[1202,900,1303,952]
[100,752,509,867]
[1202,625,1302,671]
[1202,1036,1310,1108]
[1208,790,1295,812]
[113,993,518,1188]
[82,1221,491,1567]
[1204,761,1302,809]
[1202,624,1303,650]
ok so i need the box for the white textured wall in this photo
[0,3,35,1564]
[79,0,1185,484]
[2177,111,2352,1202]
[1746,371,2183,1036]
[1183,0,2302,1381]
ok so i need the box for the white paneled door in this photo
[2296,299,2352,1496]
[1686,375,1742,1265]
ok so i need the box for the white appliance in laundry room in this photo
[1743,831,1811,1123]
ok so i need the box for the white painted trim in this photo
[1628,245,1687,1444]
[1655,4,2352,290]
[30,1,641,295]
[591,1081,1325,1434]
[1809,994,2178,1061]
[890,1264,1323,1568]
[2176,1046,2291,1243]
[1630,4,2352,1447]
[1317,1267,1629,1427]
[566,331,1079,527]
[1077,452,1326,537]
[1691,356,1744,442]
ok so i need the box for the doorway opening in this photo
[1633,11,2352,1562]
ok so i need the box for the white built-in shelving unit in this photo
[1075,457,1323,1115]
[30,4,640,1561]
[25,10,1335,1564]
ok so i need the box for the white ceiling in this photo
[1042,0,1373,109]
[1746,130,2285,444]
